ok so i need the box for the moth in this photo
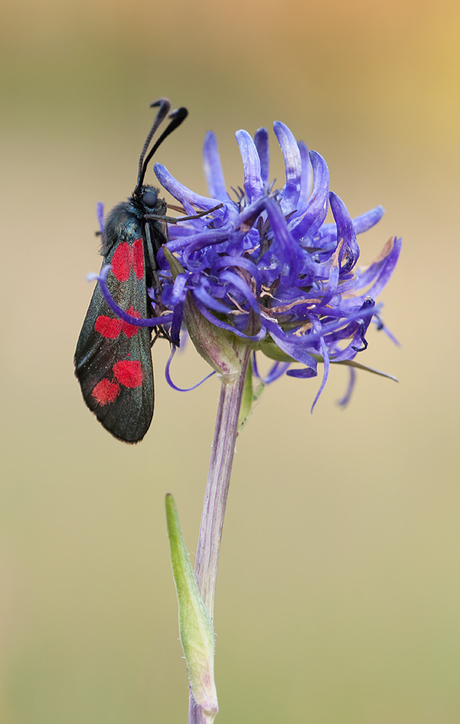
[75,98,189,443]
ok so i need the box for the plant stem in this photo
[188,345,251,724]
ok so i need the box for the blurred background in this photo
[1,0,459,721]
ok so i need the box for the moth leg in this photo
[145,202,223,225]
[151,326,172,346]
[144,222,162,289]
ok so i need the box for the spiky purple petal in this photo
[148,122,400,403]
[203,132,229,202]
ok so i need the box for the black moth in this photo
[75,98,191,444]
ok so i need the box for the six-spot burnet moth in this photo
[75,98,207,444]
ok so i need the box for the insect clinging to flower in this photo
[75,99,208,443]
[76,100,400,443]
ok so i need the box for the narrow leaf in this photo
[332,358,398,382]
[238,359,265,432]
[165,494,218,723]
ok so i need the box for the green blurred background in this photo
[1,0,459,721]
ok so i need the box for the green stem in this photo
[188,344,251,724]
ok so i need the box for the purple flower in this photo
[149,121,400,406]
[94,120,400,407]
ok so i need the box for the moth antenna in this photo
[135,105,189,194]
[136,98,171,191]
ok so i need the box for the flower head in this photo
[148,121,400,406]
[95,121,400,408]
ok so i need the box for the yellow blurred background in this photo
[1,0,459,721]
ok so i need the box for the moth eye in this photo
[142,191,157,208]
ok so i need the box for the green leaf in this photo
[257,338,294,363]
[165,494,218,722]
[238,359,265,432]
[258,336,398,383]
[331,358,398,382]
[162,245,186,279]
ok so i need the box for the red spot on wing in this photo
[122,306,141,338]
[111,242,133,281]
[95,315,122,339]
[113,360,143,388]
[132,239,144,279]
[92,379,120,405]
